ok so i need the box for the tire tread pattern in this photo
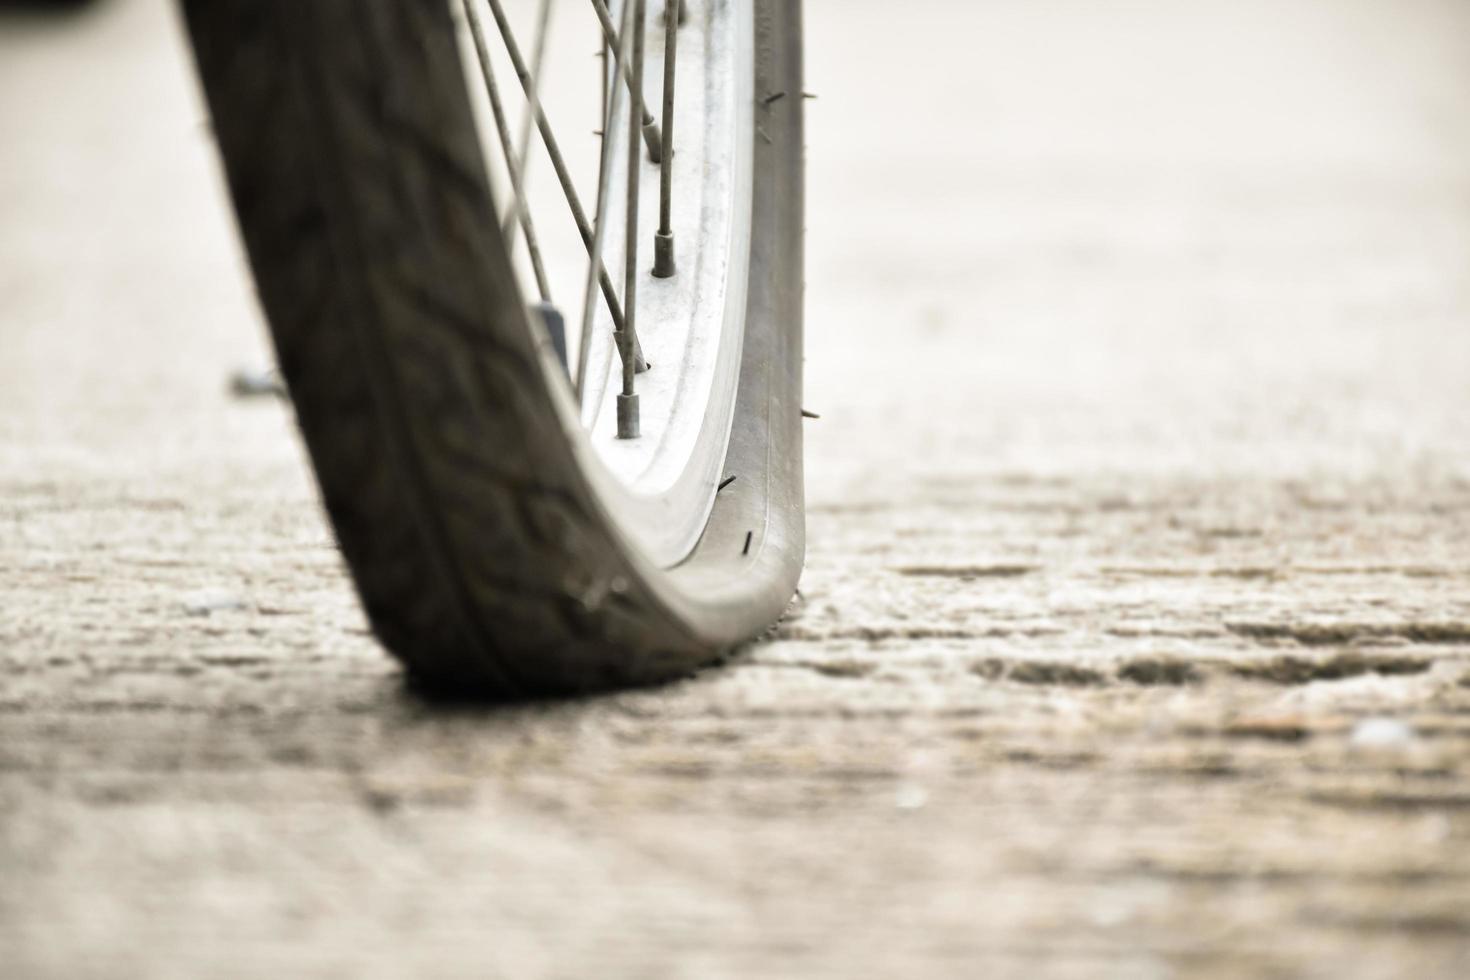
[183,0,705,695]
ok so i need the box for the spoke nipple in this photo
[617,393,641,439]
[652,230,676,278]
[533,301,570,379]
[643,119,663,164]
[801,408,821,419]
[742,531,753,556]
[718,475,737,491]
[660,0,688,27]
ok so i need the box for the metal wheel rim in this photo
[456,0,754,567]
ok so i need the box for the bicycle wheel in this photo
[182,0,804,695]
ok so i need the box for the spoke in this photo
[651,0,679,278]
[502,0,553,240]
[593,28,605,145]
[616,0,647,439]
[460,0,550,302]
[484,0,627,334]
[575,0,637,401]
[588,0,663,163]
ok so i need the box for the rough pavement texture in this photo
[4,0,1470,976]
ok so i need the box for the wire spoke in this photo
[575,0,637,401]
[588,0,663,163]
[483,0,627,335]
[652,0,678,277]
[615,0,648,439]
[460,0,550,302]
[502,0,554,240]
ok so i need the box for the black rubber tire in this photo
[182,0,804,696]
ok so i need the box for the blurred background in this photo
[7,0,1470,494]
[4,1,1470,976]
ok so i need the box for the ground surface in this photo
[4,1,1470,977]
